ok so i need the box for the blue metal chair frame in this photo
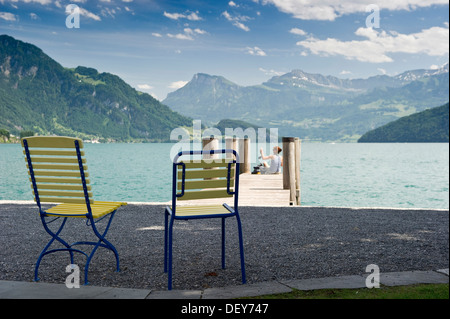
[164,149,246,290]
[23,139,120,285]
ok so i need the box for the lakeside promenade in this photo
[0,202,448,295]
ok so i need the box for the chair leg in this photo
[36,216,74,282]
[167,216,175,290]
[83,211,119,285]
[222,217,226,269]
[236,214,246,284]
[164,209,168,273]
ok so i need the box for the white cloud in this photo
[166,27,207,40]
[25,0,53,4]
[193,28,207,35]
[184,27,207,35]
[164,11,202,21]
[297,26,449,63]
[79,7,101,21]
[137,84,153,90]
[0,12,17,21]
[289,27,307,36]
[259,67,284,76]
[262,0,449,21]
[229,1,238,7]
[167,33,193,41]
[100,7,116,18]
[247,46,266,56]
[164,11,183,20]
[152,32,162,37]
[169,81,188,89]
[64,5,101,21]
[186,12,202,21]
[0,0,54,4]
[222,11,250,31]
[233,21,250,32]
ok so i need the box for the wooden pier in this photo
[177,173,293,207]
[238,173,290,206]
[176,136,301,207]
[178,174,290,207]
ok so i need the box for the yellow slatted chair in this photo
[164,149,246,290]
[21,136,126,285]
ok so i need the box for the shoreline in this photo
[1,199,448,211]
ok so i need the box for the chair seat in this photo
[173,205,235,218]
[45,201,127,219]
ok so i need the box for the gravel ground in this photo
[0,203,448,291]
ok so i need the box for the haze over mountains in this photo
[163,64,449,141]
[1,34,448,143]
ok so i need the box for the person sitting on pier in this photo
[259,146,283,174]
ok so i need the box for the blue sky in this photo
[1,0,449,100]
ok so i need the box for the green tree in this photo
[19,130,35,138]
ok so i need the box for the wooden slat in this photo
[34,184,91,191]
[44,201,125,218]
[178,178,233,190]
[175,205,233,216]
[178,189,233,201]
[30,171,89,177]
[24,150,84,156]
[27,164,86,171]
[31,177,89,184]
[21,136,84,148]
[178,168,233,180]
[180,161,233,169]
[26,157,86,164]
[37,197,92,204]
[33,190,92,198]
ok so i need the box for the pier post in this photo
[202,137,219,160]
[295,137,301,205]
[282,137,301,205]
[202,137,219,180]
[225,137,237,161]
[242,138,250,174]
[225,137,250,174]
[282,137,294,190]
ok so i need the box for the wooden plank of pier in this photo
[238,173,290,206]
[177,173,291,207]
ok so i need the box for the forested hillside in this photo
[358,103,449,143]
[0,35,191,142]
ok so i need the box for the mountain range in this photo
[163,64,449,142]
[1,34,448,143]
[0,34,191,142]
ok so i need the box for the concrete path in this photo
[1,269,447,299]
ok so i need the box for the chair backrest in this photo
[21,136,93,207]
[172,149,239,209]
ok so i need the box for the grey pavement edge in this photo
[0,269,448,299]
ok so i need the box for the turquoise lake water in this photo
[1,143,448,209]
